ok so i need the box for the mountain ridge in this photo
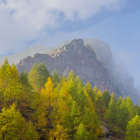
[17,39,112,92]
[11,38,140,104]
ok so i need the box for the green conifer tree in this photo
[29,63,50,89]
[25,121,39,140]
[67,70,76,82]
[86,81,95,103]
[82,108,100,139]
[28,63,38,87]
[52,69,60,87]
[76,82,87,114]
[67,79,77,100]
[125,115,140,140]
[95,90,105,117]
[117,99,129,130]
[37,63,50,88]
[102,89,111,108]
[105,93,118,131]
[93,86,99,96]
[135,104,140,116]
[66,101,81,137]
[75,76,84,87]
[0,104,38,140]
[117,96,123,106]
[125,96,137,120]
[74,123,89,140]
[0,58,21,107]
[19,71,34,113]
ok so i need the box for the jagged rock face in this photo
[17,39,112,91]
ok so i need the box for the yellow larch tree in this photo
[0,58,21,107]
[49,124,68,140]
[95,90,105,117]
[83,89,102,138]
[41,77,57,110]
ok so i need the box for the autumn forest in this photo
[0,58,140,140]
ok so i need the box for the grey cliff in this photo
[16,39,112,92]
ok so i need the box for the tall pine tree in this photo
[105,93,118,131]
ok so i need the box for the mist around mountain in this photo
[83,38,140,104]
[0,37,139,104]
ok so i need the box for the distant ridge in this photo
[0,45,49,65]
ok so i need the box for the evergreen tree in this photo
[51,83,71,133]
[75,76,84,87]
[41,77,55,109]
[67,78,77,100]
[58,75,67,88]
[20,71,31,87]
[28,63,38,87]
[86,81,95,103]
[117,96,123,106]
[93,86,99,96]
[29,63,50,89]
[67,70,76,82]
[83,89,102,138]
[0,104,38,140]
[25,121,39,140]
[125,96,137,120]
[135,104,140,116]
[76,82,87,114]
[32,90,48,139]
[19,71,34,114]
[0,58,21,107]
[52,69,60,87]
[95,90,105,117]
[82,108,100,139]
[102,89,111,108]
[37,63,50,88]
[125,115,140,140]
[61,75,67,83]
[117,99,129,130]
[105,93,118,130]
[66,101,81,137]
[49,124,68,140]
[74,123,89,140]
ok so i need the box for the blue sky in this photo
[0,0,140,86]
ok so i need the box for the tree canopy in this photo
[0,59,139,140]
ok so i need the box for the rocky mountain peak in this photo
[49,39,96,59]
[16,39,112,92]
[71,39,84,46]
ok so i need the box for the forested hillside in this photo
[0,58,140,140]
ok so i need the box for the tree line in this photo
[0,58,140,140]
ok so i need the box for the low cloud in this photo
[115,50,135,68]
[0,0,127,55]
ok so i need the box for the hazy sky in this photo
[0,0,140,86]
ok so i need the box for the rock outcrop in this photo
[16,39,112,92]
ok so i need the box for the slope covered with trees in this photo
[0,58,140,140]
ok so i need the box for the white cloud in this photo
[0,0,127,56]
